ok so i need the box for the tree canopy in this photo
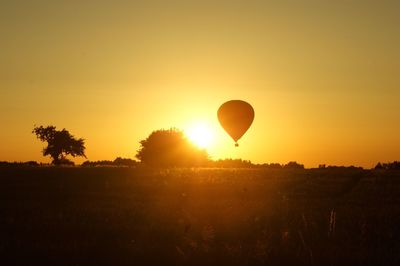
[32,125,86,165]
[136,128,209,167]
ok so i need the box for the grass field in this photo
[1,167,400,265]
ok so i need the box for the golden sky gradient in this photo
[1,0,399,167]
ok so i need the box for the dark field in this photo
[1,167,400,265]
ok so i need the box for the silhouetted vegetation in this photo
[136,128,209,167]
[283,161,305,169]
[113,157,137,166]
[0,161,39,167]
[375,161,400,170]
[324,165,363,170]
[207,158,254,168]
[3,125,398,264]
[32,125,86,165]
[57,158,75,166]
[82,157,138,167]
[1,167,399,265]
[257,162,284,169]
[81,160,114,167]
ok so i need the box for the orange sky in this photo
[1,1,399,168]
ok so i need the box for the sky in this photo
[1,0,399,168]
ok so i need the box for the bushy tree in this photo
[136,128,209,167]
[283,161,304,169]
[32,125,86,165]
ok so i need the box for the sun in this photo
[185,122,215,149]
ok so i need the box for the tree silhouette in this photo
[375,161,400,170]
[136,128,209,167]
[32,125,86,165]
[283,161,304,169]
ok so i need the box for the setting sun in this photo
[185,122,215,149]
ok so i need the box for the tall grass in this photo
[0,167,399,265]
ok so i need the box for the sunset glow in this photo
[0,1,399,167]
[185,122,215,149]
[1,2,400,265]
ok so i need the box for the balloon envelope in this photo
[217,100,254,145]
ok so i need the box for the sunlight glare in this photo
[185,122,215,149]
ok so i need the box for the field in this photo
[1,167,400,265]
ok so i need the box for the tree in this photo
[113,157,137,167]
[376,161,400,170]
[32,125,86,165]
[136,128,209,167]
[283,161,304,169]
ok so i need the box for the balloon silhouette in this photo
[217,100,254,147]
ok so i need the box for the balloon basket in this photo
[235,143,239,147]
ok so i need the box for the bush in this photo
[136,128,209,167]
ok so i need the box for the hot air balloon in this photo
[217,100,254,147]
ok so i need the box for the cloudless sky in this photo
[1,0,399,167]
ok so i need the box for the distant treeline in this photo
[2,159,400,170]
[375,161,400,170]
[215,160,305,169]
[0,159,299,168]
[0,159,363,169]
[27,126,398,170]
[81,157,138,167]
[0,161,41,167]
